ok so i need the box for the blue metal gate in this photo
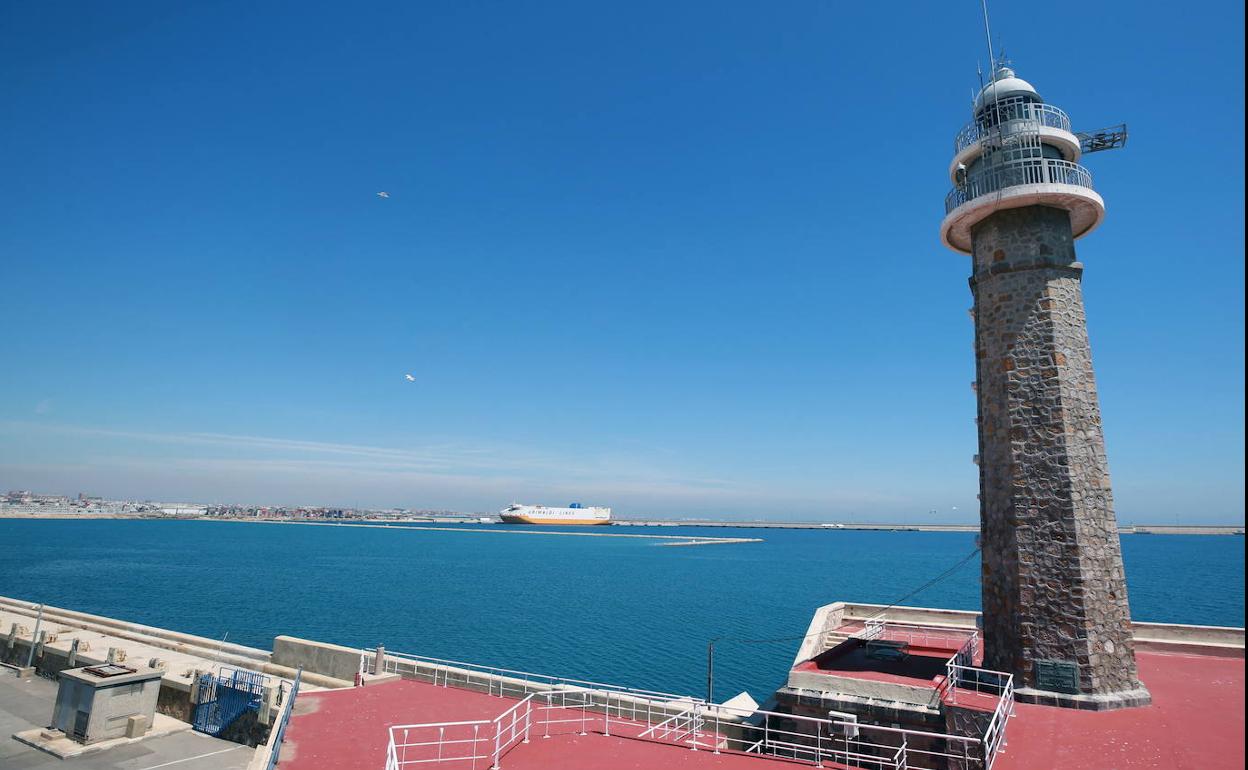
[193,667,269,736]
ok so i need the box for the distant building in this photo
[158,504,208,517]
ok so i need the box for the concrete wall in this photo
[0,596,268,664]
[271,636,362,683]
[839,603,981,629]
[772,687,950,770]
[787,668,938,708]
[156,681,194,721]
[1,598,350,691]
[1132,621,1245,656]
[795,601,1244,664]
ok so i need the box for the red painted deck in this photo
[996,651,1245,770]
[280,680,809,770]
[279,649,1245,770]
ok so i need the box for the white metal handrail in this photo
[637,704,703,743]
[382,683,993,770]
[870,621,976,650]
[489,695,532,768]
[853,618,885,640]
[365,648,694,703]
[374,642,1012,770]
[385,720,491,770]
[954,100,1072,154]
[944,157,1094,213]
[982,675,1015,766]
[943,664,1014,768]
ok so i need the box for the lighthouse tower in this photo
[941,67,1151,709]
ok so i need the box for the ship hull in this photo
[499,514,610,525]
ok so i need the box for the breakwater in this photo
[231,518,764,546]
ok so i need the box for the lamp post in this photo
[706,637,721,705]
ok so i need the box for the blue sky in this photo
[1,1,1243,523]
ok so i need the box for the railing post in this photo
[543,692,552,739]
[471,723,480,770]
[491,720,500,770]
[603,693,611,737]
[714,707,720,754]
[815,725,823,767]
[579,696,588,736]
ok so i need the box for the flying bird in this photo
[404,374,416,382]
[376,191,390,199]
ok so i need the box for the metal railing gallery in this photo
[365,647,695,704]
[954,101,1072,154]
[262,669,302,770]
[370,644,1013,770]
[383,689,993,770]
[944,157,1094,214]
[855,620,979,651]
[942,663,1015,767]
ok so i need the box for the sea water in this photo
[0,519,1242,701]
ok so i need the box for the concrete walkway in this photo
[0,596,335,697]
[0,671,251,770]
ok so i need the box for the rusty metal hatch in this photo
[82,664,136,678]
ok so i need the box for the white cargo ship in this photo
[499,502,611,525]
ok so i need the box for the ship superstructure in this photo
[499,502,611,525]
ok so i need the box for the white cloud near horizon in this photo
[0,420,908,516]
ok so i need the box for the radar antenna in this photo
[1076,124,1129,154]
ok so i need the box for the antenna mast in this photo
[979,0,997,79]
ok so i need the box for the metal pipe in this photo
[24,604,43,669]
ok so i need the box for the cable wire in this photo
[721,547,982,647]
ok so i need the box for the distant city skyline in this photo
[2,419,1241,524]
[1,1,1243,525]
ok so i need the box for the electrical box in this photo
[827,710,860,738]
[51,664,164,744]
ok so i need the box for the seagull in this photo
[376,191,390,199]
[404,374,416,382]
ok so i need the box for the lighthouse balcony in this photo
[945,157,1094,213]
[949,102,1082,178]
[953,101,1071,155]
[940,157,1104,253]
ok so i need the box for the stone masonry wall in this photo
[970,205,1142,698]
